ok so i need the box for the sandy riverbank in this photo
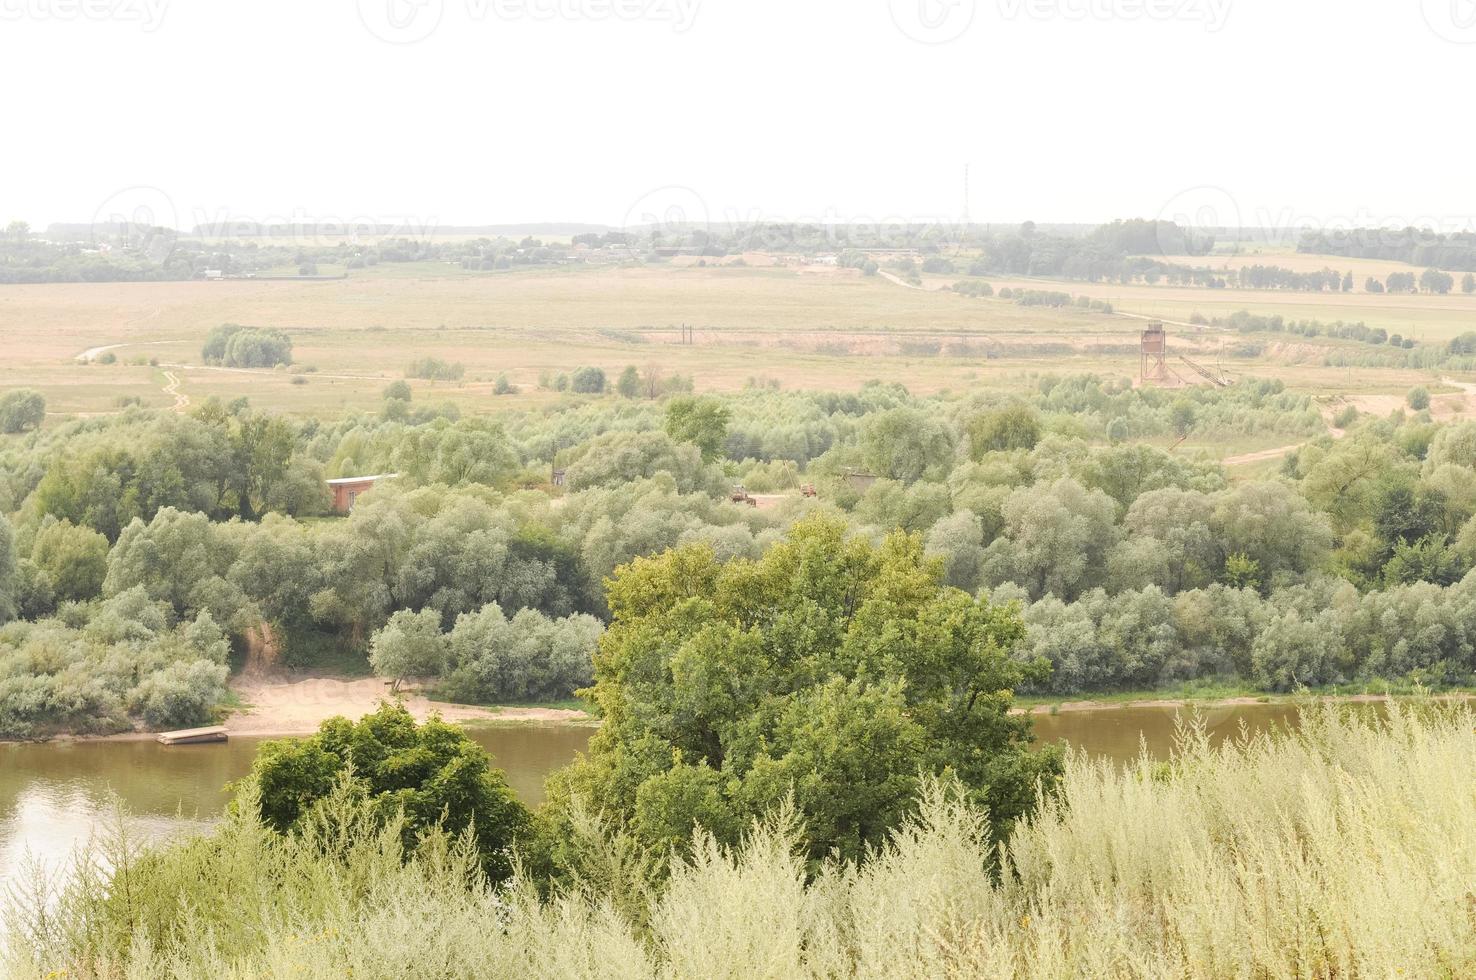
[222,675,592,737]
[38,685,1471,743]
[50,675,592,742]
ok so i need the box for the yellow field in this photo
[1,260,1469,435]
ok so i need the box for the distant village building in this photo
[326,473,398,513]
[203,269,224,280]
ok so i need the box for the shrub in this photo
[439,604,602,703]
[406,357,465,381]
[202,324,293,368]
[570,366,607,393]
[240,703,532,882]
[0,388,45,433]
[1408,385,1431,411]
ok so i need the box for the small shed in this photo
[327,473,398,513]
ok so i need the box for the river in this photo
[0,703,1301,902]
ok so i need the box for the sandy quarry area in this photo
[221,675,589,737]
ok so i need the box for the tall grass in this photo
[10,702,1476,978]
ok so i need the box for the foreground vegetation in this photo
[10,702,1474,977]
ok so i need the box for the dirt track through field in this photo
[162,370,189,411]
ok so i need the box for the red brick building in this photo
[326,473,398,513]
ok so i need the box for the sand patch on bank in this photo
[223,675,589,737]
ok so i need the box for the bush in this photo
[0,388,45,433]
[570,366,607,393]
[202,324,293,368]
[1408,385,1431,411]
[240,703,532,882]
[439,604,602,703]
[406,357,465,381]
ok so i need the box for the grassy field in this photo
[3,257,1472,461]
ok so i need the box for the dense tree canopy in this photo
[242,704,531,880]
[543,516,1061,867]
[4,370,1476,735]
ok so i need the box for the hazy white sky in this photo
[3,0,1473,232]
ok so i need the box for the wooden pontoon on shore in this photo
[155,726,228,745]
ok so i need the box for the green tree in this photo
[1420,268,1455,295]
[0,388,45,434]
[383,379,412,401]
[570,366,606,393]
[105,507,240,621]
[202,324,293,368]
[0,514,17,623]
[664,395,730,463]
[861,406,955,482]
[241,704,531,881]
[616,365,641,398]
[369,608,450,692]
[1462,273,1476,294]
[30,518,109,603]
[981,478,1118,601]
[1223,552,1262,590]
[967,402,1042,457]
[1170,398,1196,438]
[542,516,1061,869]
[1408,386,1431,411]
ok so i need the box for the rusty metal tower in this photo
[1140,321,1171,385]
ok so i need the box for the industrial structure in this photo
[1139,321,1231,388]
[1140,322,1171,385]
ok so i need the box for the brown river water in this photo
[0,704,1302,900]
